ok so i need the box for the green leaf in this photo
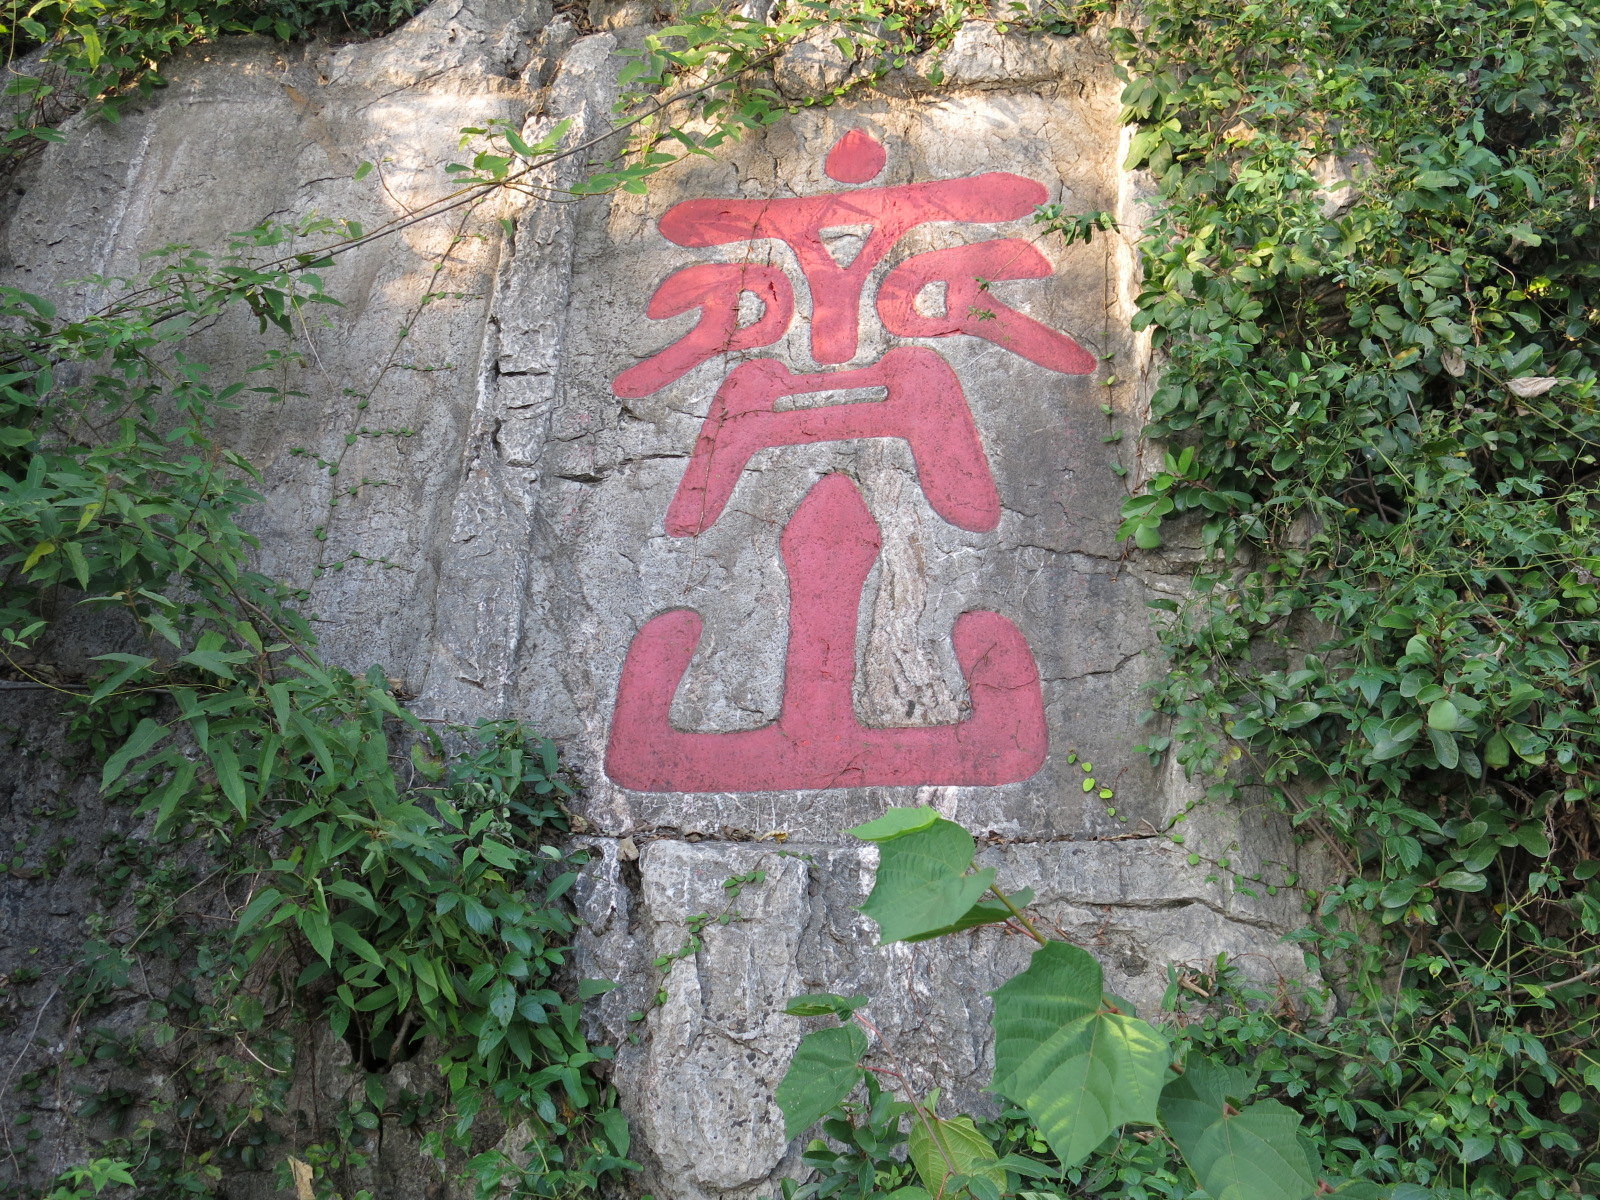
[775,1024,869,1138]
[908,1114,1004,1199]
[857,819,996,944]
[1427,727,1459,770]
[989,942,1168,1166]
[785,993,870,1018]
[331,921,384,967]
[900,889,1036,943]
[478,838,519,869]
[147,759,197,834]
[1159,1058,1318,1200]
[598,1106,631,1156]
[848,806,941,842]
[1426,698,1463,731]
[297,908,335,963]
[1483,731,1511,769]
[180,648,241,681]
[88,653,156,704]
[62,540,90,587]
[101,718,168,790]
[489,979,517,1027]
[228,993,264,1034]
[1276,701,1322,729]
[235,887,284,937]
[1515,826,1552,858]
[209,741,249,818]
[1437,870,1486,892]
[410,741,445,781]
[1158,1057,1256,1132]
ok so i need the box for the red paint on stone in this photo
[824,129,886,183]
[612,263,794,399]
[878,239,1097,375]
[665,347,999,536]
[604,474,1048,793]
[656,173,1047,364]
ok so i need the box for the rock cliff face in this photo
[0,3,1320,1196]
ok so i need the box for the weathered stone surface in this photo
[573,834,1310,1199]
[0,5,1328,1197]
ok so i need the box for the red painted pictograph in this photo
[605,474,1048,792]
[876,239,1097,375]
[612,263,794,400]
[648,164,1055,366]
[604,130,1091,793]
[665,348,998,536]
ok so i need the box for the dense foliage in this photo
[734,2,1600,1199]
[1109,0,1600,1196]
[0,0,970,1193]
[0,226,630,1198]
[0,0,424,164]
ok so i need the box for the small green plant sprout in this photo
[1031,206,1116,247]
[773,808,1420,1200]
[43,1158,136,1199]
[629,866,772,1023]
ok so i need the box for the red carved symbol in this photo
[665,347,999,536]
[655,143,1047,365]
[605,474,1048,793]
[877,239,1097,376]
[825,128,887,183]
[612,263,794,399]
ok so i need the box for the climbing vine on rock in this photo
[11,1,1599,1199]
[0,2,1004,1191]
[0,0,425,162]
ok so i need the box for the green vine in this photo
[0,1,997,1191]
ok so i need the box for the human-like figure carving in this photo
[605,474,1048,793]
[603,131,1085,793]
[664,347,999,536]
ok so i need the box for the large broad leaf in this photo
[900,889,1036,944]
[1157,1057,1256,1138]
[853,817,996,944]
[849,807,942,841]
[784,993,870,1019]
[989,942,1168,1166]
[1160,1058,1319,1200]
[908,1114,1004,1199]
[775,1024,869,1138]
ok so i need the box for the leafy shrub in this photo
[1105,0,1600,1196]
